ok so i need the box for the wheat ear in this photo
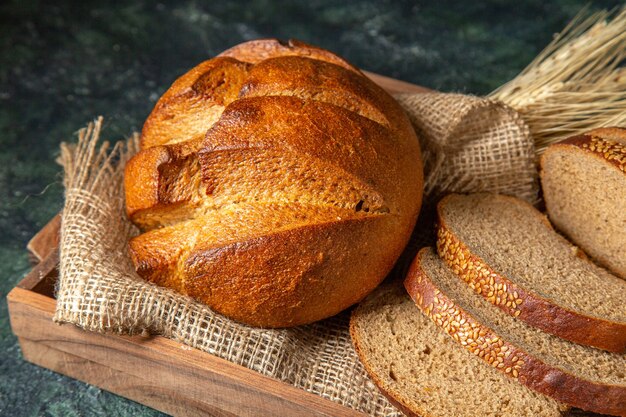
[490,7,626,154]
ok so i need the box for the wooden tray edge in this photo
[27,213,60,263]
[8,262,364,417]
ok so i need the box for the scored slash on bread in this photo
[350,282,565,417]
[131,202,388,326]
[127,97,397,229]
[540,127,626,280]
[124,39,423,327]
[233,54,395,127]
[436,193,626,353]
[140,57,250,150]
[405,248,626,416]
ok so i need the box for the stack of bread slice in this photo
[351,135,626,417]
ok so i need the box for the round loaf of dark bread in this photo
[124,39,423,327]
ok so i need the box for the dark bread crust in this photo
[404,248,626,416]
[540,127,626,280]
[218,38,360,73]
[436,194,626,353]
[124,39,423,327]
[550,128,626,174]
[184,213,396,328]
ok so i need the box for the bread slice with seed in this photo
[350,282,566,417]
[405,248,626,416]
[436,193,626,353]
[540,127,626,280]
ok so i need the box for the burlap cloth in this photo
[53,92,536,416]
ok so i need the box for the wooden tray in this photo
[7,73,429,417]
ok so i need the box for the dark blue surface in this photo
[0,1,620,415]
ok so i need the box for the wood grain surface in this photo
[27,213,60,262]
[9,285,363,417]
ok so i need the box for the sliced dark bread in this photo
[436,193,626,353]
[350,282,566,417]
[405,248,626,416]
[540,127,626,280]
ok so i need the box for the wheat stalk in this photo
[490,7,626,154]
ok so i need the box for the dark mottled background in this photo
[0,1,621,415]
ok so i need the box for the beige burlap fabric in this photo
[396,93,536,203]
[54,92,537,416]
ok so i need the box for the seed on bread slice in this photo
[436,193,626,353]
[405,248,626,416]
[350,281,565,417]
[540,127,626,280]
